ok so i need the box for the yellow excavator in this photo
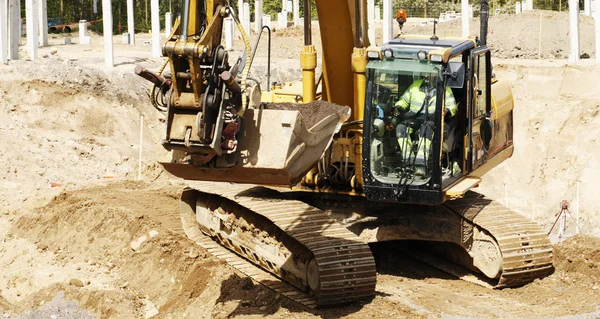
[136,0,553,308]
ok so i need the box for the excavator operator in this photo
[393,73,457,175]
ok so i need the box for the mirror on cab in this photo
[446,62,465,88]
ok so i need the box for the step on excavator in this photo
[136,0,554,308]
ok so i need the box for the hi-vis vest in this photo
[395,79,457,119]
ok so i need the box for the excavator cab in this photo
[362,38,480,205]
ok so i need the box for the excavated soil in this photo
[265,100,351,129]
[1,14,600,318]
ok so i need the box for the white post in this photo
[527,0,533,10]
[469,4,473,17]
[368,0,375,45]
[79,20,88,42]
[165,12,172,38]
[237,0,243,21]
[38,0,47,46]
[462,0,469,37]
[254,0,262,32]
[93,0,97,14]
[293,0,299,26]
[151,0,160,57]
[586,0,591,15]
[569,0,580,62]
[102,0,113,67]
[516,2,521,14]
[383,0,392,43]
[8,0,19,60]
[521,0,527,11]
[224,16,233,50]
[375,5,381,21]
[25,0,38,60]
[278,12,286,29]
[243,2,250,35]
[281,0,286,11]
[262,15,271,29]
[0,0,7,64]
[538,11,542,59]
[596,0,600,63]
[127,0,135,45]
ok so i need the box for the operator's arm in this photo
[394,83,414,112]
[444,87,458,117]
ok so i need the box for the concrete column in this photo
[521,0,527,11]
[102,0,113,67]
[462,0,469,37]
[0,0,7,63]
[281,0,286,11]
[79,20,87,40]
[127,0,134,45]
[93,0,97,14]
[469,4,474,18]
[595,0,600,62]
[516,2,521,14]
[375,5,381,21]
[224,17,233,50]
[8,0,19,60]
[367,0,375,45]
[151,0,160,57]
[262,15,271,29]
[585,0,591,15]
[254,0,262,32]
[527,0,534,10]
[383,0,392,43]
[278,12,286,29]
[243,2,250,35]
[293,0,299,26]
[569,0,580,62]
[165,12,172,38]
[237,0,243,21]
[25,0,38,60]
[38,0,47,46]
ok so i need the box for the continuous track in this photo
[181,181,377,308]
[445,191,554,288]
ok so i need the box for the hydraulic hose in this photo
[229,6,252,118]
[150,58,170,112]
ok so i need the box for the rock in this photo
[580,53,590,59]
[69,279,84,287]
[50,48,58,55]
[50,315,57,319]
[120,282,129,289]
[130,235,148,251]
[76,266,81,270]
[36,243,49,251]
[241,301,251,307]
[259,306,267,311]
[107,262,116,270]
[149,230,159,238]
[241,277,254,290]
[144,299,159,319]
[188,248,199,259]
[42,54,49,58]
[593,285,599,290]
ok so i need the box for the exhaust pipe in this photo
[480,0,489,46]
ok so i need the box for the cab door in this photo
[468,47,492,172]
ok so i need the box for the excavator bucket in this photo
[160,101,351,186]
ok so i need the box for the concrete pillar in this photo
[38,0,47,46]
[293,0,299,26]
[585,0,591,15]
[521,0,527,11]
[93,0,97,14]
[383,0,392,43]
[367,0,375,45]
[25,0,38,60]
[462,0,469,37]
[127,0,135,45]
[79,20,87,40]
[8,0,19,60]
[262,15,271,29]
[527,0,534,10]
[165,12,172,38]
[596,0,600,62]
[243,2,250,35]
[224,17,233,50]
[254,0,262,32]
[151,0,160,57]
[278,12,286,29]
[516,2,521,14]
[102,0,113,67]
[375,5,381,21]
[281,0,286,11]
[569,0,580,62]
[0,0,7,63]
[469,4,474,18]
[237,0,243,21]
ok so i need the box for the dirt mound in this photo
[406,10,597,59]
[553,235,600,284]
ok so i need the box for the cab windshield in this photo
[368,60,442,186]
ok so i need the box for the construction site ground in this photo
[1,10,599,319]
